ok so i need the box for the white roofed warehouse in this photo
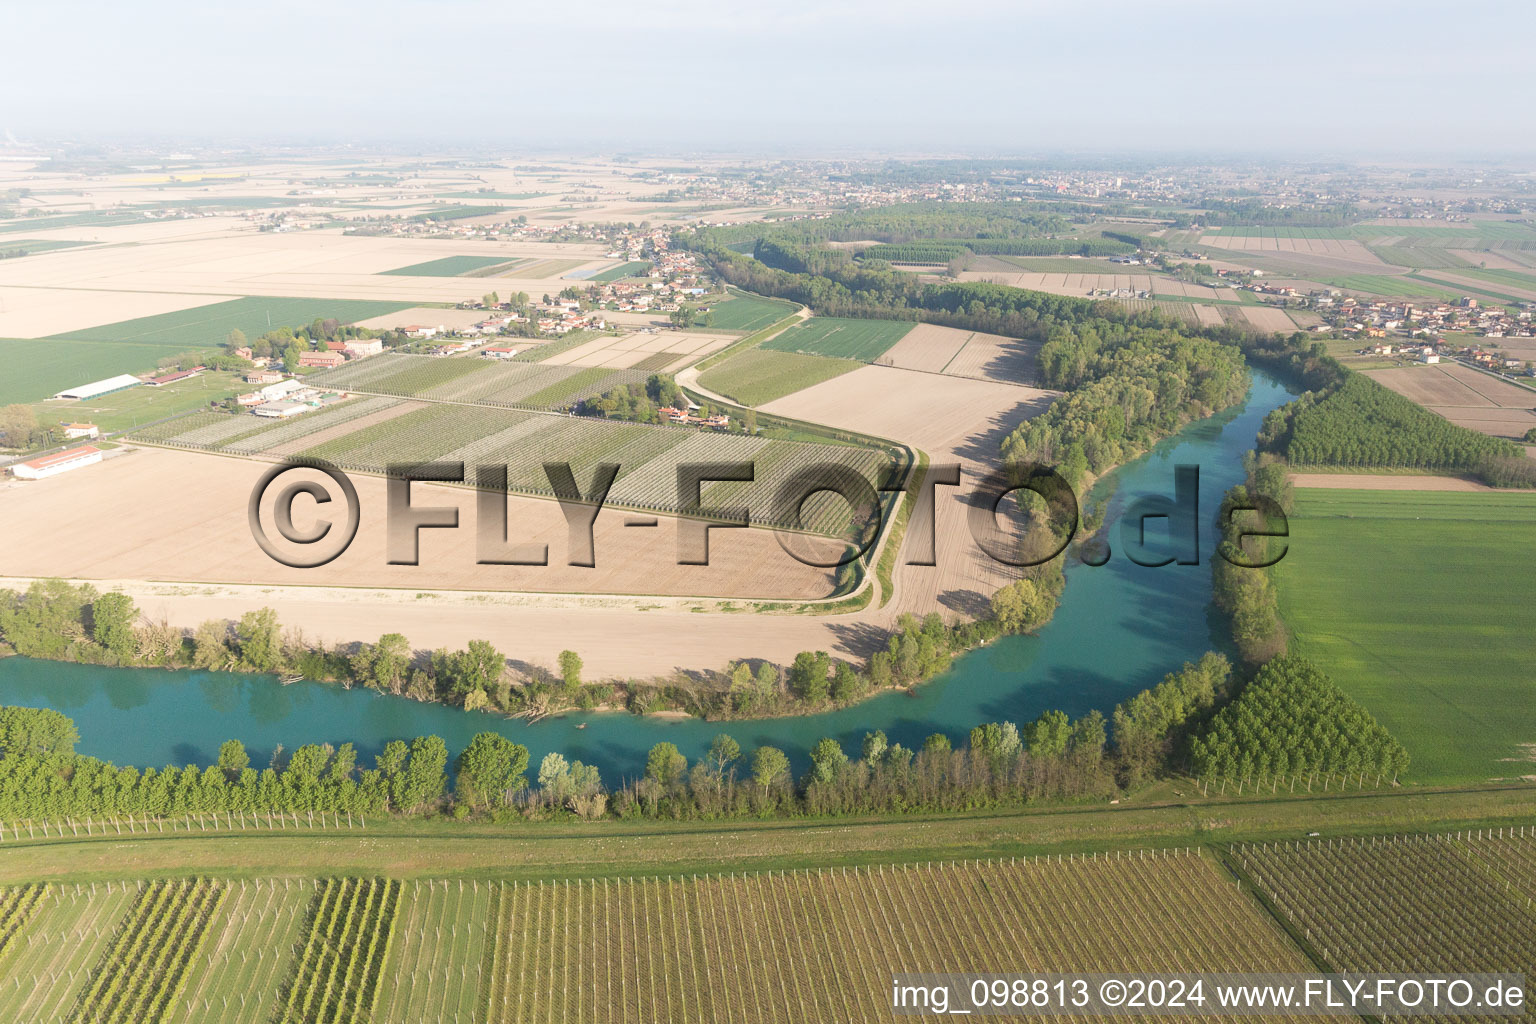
[52,374,143,401]
[9,445,103,480]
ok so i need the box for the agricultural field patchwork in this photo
[303,352,655,411]
[47,297,414,347]
[761,316,915,362]
[133,389,894,535]
[1274,488,1536,783]
[697,348,862,407]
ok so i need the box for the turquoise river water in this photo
[0,373,1295,779]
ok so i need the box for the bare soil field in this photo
[1289,473,1493,491]
[0,446,837,601]
[1191,304,1226,328]
[873,323,1040,384]
[957,271,1234,304]
[543,330,735,369]
[875,323,970,373]
[1200,242,1396,279]
[1239,306,1299,332]
[1365,364,1536,441]
[1435,407,1536,440]
[0,230,617,321]
[1449,250,1528,270]
[350,307,495,332]
[942,331,1043,384]
[0,287,237,339]
[762,365,1059,619]
[760,365,1054,462]
[1,577,875,678]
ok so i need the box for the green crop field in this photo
[1446,266,1536,290]
[1367,245,1473,270]
[0,338,187,405]
[1313,275,1464,301]
[588,260,652,283]
[49,297,413,348]
[0,238,91,255]
[1274,488,1536,783]
[762,317,915,362]
[703,293,800,332]
[439,191,551,201]
[408,205,501,222]
[380,255,517,277]
[697,348,860,407]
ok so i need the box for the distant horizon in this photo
[3,138,1535,168]
[8,0,1534,159]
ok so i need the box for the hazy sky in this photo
[7,0,1534,155]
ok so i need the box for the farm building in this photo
[62,423,100,440]
[299,351,346,369]
[483,346,519,360]
[258,379,305,402]
[52,374,141,401]
[343,339,384,358]
[253,400,311,419]
[145,366,205,387]
[9,445,103,480]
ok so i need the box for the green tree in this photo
[455,732,530,808]
[191,619,233,670]
[90,591,138,661]
[707,734,740,774]
[807,737,848,784]
[236,608,284,672]
[558,650,583,690]
[1024,709,1072,758]
[645,742,687,786]
[0,706,78,756]
[750,746,789,791]
[217,739,250,781]
[433,640,505,701]
[990,578,1053,633]
[0,405,38,448]
[788,650,831,703]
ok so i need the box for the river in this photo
[0,373,1295,780]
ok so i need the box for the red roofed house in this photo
[10,445,103,480]
[299,351,346,369]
